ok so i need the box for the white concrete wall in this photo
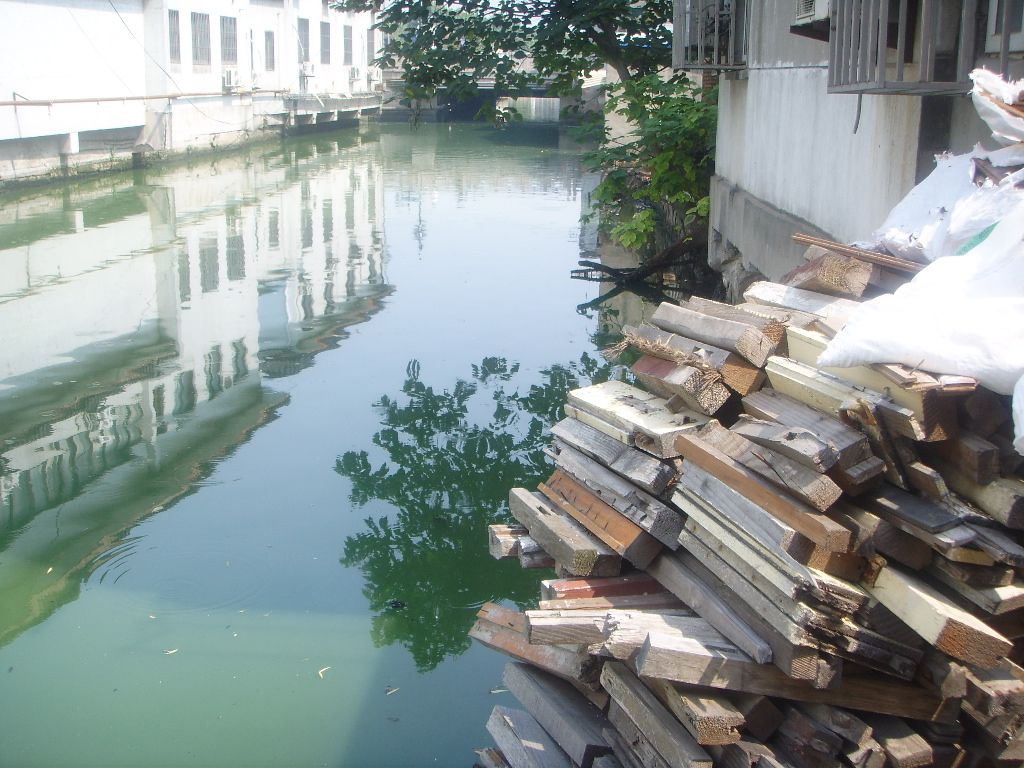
[0,0,380,181]
[709,0,925,286]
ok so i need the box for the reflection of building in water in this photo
[0,137,389,640]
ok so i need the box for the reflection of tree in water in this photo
[335,354,616,671]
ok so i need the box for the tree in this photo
[332,0,675,110]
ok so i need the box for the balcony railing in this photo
[673,0,749,70]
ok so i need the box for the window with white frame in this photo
[298,18,310,63]
[265,31,276,71]
[168,10,181,64]
[343,25,353,65]
[191,12,211,67]
[221,16,238,65]
[321,21,331,64]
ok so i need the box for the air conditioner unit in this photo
[368,66,382,82]
[222,68,239,91]
[795,0,830,24]
[301,62,315,77]
[349,66,361,80]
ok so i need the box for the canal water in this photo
[0,123,655,767]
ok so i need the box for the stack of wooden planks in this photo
[473,267,1024,768]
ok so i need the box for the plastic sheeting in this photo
[819,201,1024,453]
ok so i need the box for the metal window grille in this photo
[828,0,998,93]
[298,18,310,63]
[321,21,331,65]
[265,31,276,71]
[343,25,353,66]
[220,16,237,65]
[673,0,749,70]
[987,0,1024,72]
[168,10,181,64]
[191,12,211,66]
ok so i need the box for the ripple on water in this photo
[88,539,268,615]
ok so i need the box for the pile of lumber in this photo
[472,262,1024,768]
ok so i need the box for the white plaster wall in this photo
[716,67,921,244]
[0,0,147,140]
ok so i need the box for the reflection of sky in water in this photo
[0,123,616,767]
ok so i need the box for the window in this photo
[343,25,353,65]
[265,31,276,71]
[220,16,237,65]
[321,21,331,64]
[828,0,981,94]
[987,0,1024,62]
[298,17,310,63]
[366,28,375,66]
[672,0,747,70]
[168,10,181,64]
[191,12,211,66]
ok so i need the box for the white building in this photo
[0,0,383,185]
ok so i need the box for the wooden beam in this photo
[634,632,956,721]
[697,421,843,512]
[730,414,840,472]
[624,323,766,395]
[539,472,662,569]
[548,440,683,547]
[632,354,731,416]
[863,564,1013,668]
[647,551,774,665]
[487,705,575,768]
[566,380,710,458]
[651,301,779,368]
[676,433,852,552]
[600,661,713,768]
[502,662,614,768]
[508,487,622,577]
[645,677,745,746]
[742,281,862,329]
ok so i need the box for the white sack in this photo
[818,199,1024,399]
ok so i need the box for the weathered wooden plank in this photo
[785,326,957,441]
[697,421,843,512]
[604,709,672,768]
[566,381,710,458]
[623,323,765,396]
[826,456,886,497]
[967,524,1024,568]
[858,484,961,534]
[508,487,622,577]
[686,296,787,344]
[469,615,603,689]
[742,281,862,328]
[549,441,683,547]
[933,432,1000,486]
[537,593,688,612]
[525,609,611,646]
[599,610,731,662]
[863,564,1013,668]
[928,555,1015,588]
[487,705,575,768]
[550,417,679,497]
[676,433,851,552]
[634,631,955,721]
[540,472,662,569]
[489,524,531,559]
[826,502,934,570]
[645,677,744,746]
[958,388,1011,438]
[765,356,934,443]
[647,551,774,665]
[795,703,873,745]
[502,662,613,768]
[540,573,664,601]
[936,461,1024,530]
[673,476,818,579]
[860,715,933,768]
[651,301,778,368]
[632,355,731,416]
[600,661,713,768]
[924,566,1024,616]
[743,388,872,470]
[730,414,840,472]
[728,693,784,742]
